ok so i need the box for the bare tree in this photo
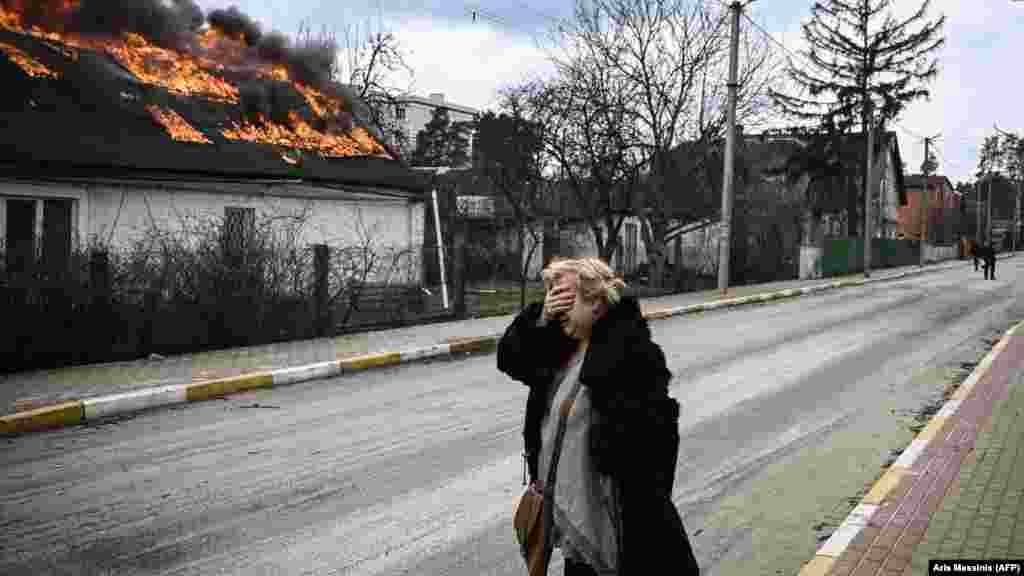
[536,0,780,287]
[328,7,415,157]
[475,90,557,308]
[513,54,642,264]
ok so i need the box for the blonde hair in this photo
[542,257,628,306]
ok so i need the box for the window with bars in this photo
[223,206,255,261]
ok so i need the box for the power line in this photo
[741,10,815,71]
[895,122,926,141]
[739,9,817,119]
[503,0,564,24]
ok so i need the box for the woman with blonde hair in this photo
[499,256,698,575]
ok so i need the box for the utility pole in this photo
[717,0,742,295]
[994,125,1021,253]
[1018,149,1023,253]
[987,175,993,245]
[976,181,982,246]
[864,104,873,278]
[919,134,941,266]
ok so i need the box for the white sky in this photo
[195,0,1024,184]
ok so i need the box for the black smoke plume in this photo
[68,0,204,50]
[207,6,262,46]
[208,6,337,89]
[4,1,338,89]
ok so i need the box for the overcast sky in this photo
[195,0,1024,184]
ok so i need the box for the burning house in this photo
[0,0,428,283]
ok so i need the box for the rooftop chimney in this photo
[429,93,445,103]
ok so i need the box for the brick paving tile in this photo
[881,553,910,573]
[870,506,897,529]
[841,546,867,567]
[866,546,889,563]
[851,560,883,576]
[875,528,902,549]
[889,542,915,561]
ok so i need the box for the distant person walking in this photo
[499,257,698,575]
[982,243,997,280]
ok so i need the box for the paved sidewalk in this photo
[801,321,1024,576]
[0,256,989,418]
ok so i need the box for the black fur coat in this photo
[497,295,698,574]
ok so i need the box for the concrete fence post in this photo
[89,249,111,358]
[313,244,329,337]
[141,289,159,357]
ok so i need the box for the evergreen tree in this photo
[920,148,938,174]
[771,0,944,236]
[411,108,471,167]
[977,135,1002,179]
[772,0,945,134]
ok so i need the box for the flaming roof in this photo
[0,39,55,77]
[0,2,424,193]
[147,104,211,145]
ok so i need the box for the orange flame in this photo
[0,40,57,78]
[0,3,392,159]
[106,33,239,102]
[294,82,342,121]
[1,6,238,102]
[147,104,211,144]
[222,112,388,159]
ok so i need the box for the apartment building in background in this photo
[384,93,479,163]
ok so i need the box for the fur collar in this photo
[579,295,654,387]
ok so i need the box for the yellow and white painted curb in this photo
[796,319,1024,576]
[652,259,954,319]
[0,257,1002,438]
[0,337,500,437]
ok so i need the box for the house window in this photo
[223,206,255,260]
[42,199,72,276]
[4,198,36,276]
[395,105,406,121]
[2,197,75,278]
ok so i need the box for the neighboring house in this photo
[0,24,429,286]
[761,130,905,279]
[897,175,957,243]
[384,92,479,161]
[662,130,905,281]
[423,168,648,282]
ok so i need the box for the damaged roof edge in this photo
[0,161,429,201]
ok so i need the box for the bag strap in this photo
[539,376,584,569]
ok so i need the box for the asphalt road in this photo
[3,259,1023,576]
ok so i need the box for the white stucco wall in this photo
[799,245,823,280]
[0,179,425,284]
[923,243,957,263]
[552,216,649,276]
[514,216,650,281]
[667,221,722,275]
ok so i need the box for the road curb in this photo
[0,257,1009,438]
[796,318,1024,576]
